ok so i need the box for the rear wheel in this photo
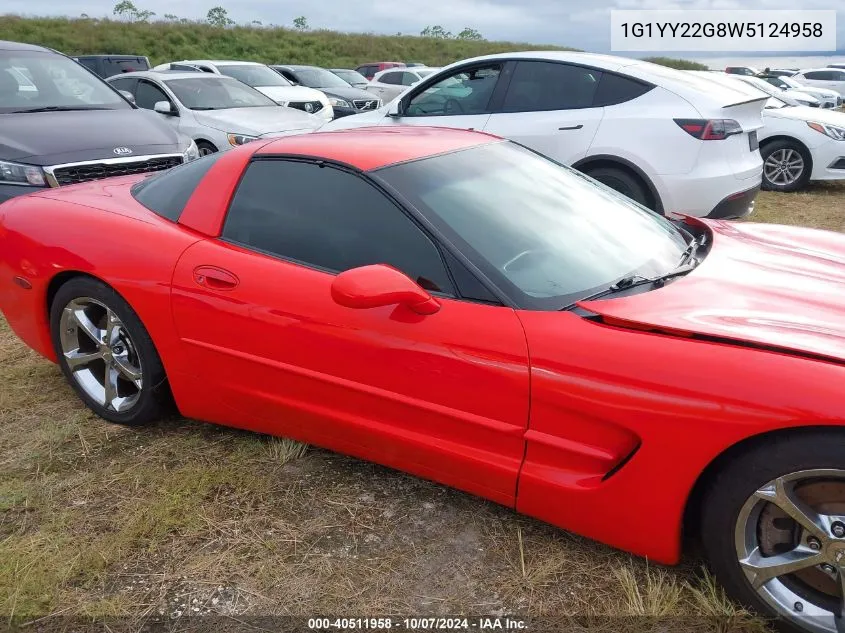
[702,433,845,633]
[761,140,812,192]
[50,277,169,426]
[583,166,651,209]
[196,140,218,156]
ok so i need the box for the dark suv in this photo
[1,41,198,203]
[73,55,151,78]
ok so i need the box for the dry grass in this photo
[1,184,842,631]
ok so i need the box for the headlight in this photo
[328,97,351,108]
[227,133,259,147]
[182,139,200,162]
[0,160,47,187]
[808,121,845,140]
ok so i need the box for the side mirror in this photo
[386,100,403,117]
[331,264,440,315]
[154,100,176,115]
[119,90,136,103]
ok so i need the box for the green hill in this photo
[0,16,576,67]
[0,14,708,71]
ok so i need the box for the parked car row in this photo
[726,63,845,106]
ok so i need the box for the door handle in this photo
[193,265,239,291]
[558,124,584,131]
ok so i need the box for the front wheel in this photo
[50,277,169,425]
[701,432,845,633]
[761,140,812,192]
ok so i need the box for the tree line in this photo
[112,1,485,39]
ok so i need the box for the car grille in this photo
[353,99,380,111]
[47,155,184,187]
[288,101,324,114]
[809,102,820,107]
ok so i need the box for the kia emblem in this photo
[113,147,133,156]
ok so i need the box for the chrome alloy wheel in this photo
[764,148,805,186]
[736,470,845,632]
[59,297,143,412]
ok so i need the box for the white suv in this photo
[322,52,766,219]
[152,60,333,122]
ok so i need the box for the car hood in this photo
[0,109,184,165]
[797,86,840,98]
[253,85,328,104]
[784,89,819,103]
[320,105,388,130]
[767,104,845,124]
[317,85,377,102]
[579,219,845,364]
[193,106,323,134]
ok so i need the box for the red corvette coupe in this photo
[1,127,844,632]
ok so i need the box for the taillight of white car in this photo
[674,119,743,140]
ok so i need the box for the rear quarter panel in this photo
[0,177,201,383]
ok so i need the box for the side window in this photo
[805,71,831,80]
[502,62,601,112]
[76,58,99,74]
[223,160,455,294]
[109,77,137,94]
[380,72,401,85]
[135,80,170,110]
[132,152,224,222]
[356,66,375,79]
[401,72,417,86]
[835,71,845,81]
[592,72,652,107]
[405,63,502,117]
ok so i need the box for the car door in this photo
[170,157,530,505]
[484,61,605,165]
[382,62,506,132]
[367,70,400,100]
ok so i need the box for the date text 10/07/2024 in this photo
[307,617,528,630]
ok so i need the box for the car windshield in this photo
[290,67,350,88]
[780,76,804,89]
[334,70,366,84]
[0,49,129,113]
[378,142,688,310]
[218,64,291,87]
[164,77,276,110]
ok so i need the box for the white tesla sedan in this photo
[108,72,322,155]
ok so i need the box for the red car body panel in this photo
[580,219,845,364]
[2,128,844,566]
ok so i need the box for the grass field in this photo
[1,184,843,631]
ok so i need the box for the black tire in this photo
[701,431,845,633]
[49,276,169,426]
[583,166,652,209]
[196,140,218,156]
[761,139,812,192]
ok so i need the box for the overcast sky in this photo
[4,0,844,53]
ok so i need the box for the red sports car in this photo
[1,127,844,632]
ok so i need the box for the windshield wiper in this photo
[9,106,114,113]
[573,233,708,305]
